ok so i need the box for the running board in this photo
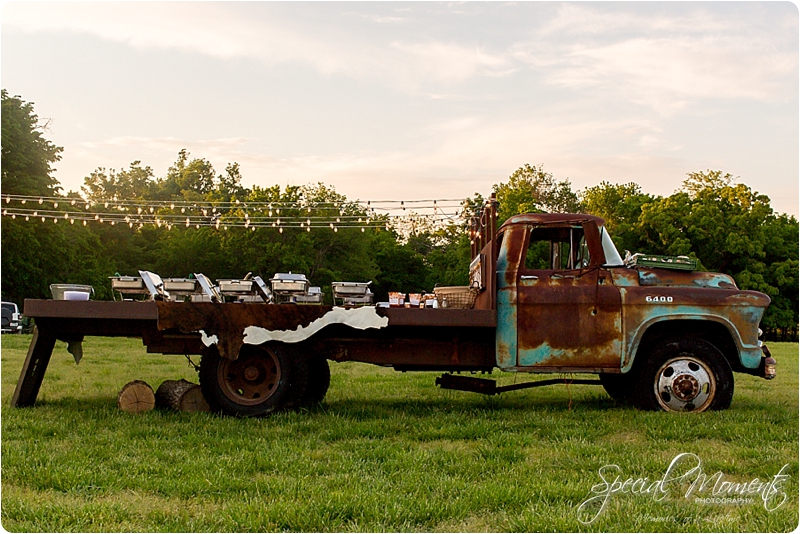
[435,373,602,395]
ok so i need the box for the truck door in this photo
[510,221,623,371]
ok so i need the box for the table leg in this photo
[11,326,57,407]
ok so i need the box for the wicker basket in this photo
[434,286,478,309]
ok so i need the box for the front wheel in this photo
[199,343,296,417]
[632,337,733,412]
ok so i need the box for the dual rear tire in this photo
[199,343,330,417]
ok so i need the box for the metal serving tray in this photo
[163,278,198,293]
[270,273,309,294]
[110,276,145,291]
[331,281,372,296]
[217,279,254,295]
[295,287,323,304]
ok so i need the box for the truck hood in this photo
[636,268,737,289]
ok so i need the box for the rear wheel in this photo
[302,357,331,406]
[200,343,295,417]
[632,337,733,412]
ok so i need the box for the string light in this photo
[0,194,472,235]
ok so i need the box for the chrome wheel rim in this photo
[654,356,715,412]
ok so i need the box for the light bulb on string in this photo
[38,198,43,204]
[21,199,26,204]
[54,201,58,208]
[185,218,190,227]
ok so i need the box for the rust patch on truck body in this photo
[613,269,770,372]
[496,215,624,372]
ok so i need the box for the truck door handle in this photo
[520,275,538,280]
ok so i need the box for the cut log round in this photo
[179,384,210,413]
[155,379,197,410]
[117,380,155,414]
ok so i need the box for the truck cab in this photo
[489,212,773,412]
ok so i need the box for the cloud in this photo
[519,4,798,113]
[4,2,795,108]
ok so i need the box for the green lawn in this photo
[2,335,797,532]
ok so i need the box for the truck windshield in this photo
[600,226,624,267]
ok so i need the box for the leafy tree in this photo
[82,161,156,202]
[580,182,655,255]
[493,163,580,223]
[156,149,217,200]
[637,170,798,334]
[1,89,63,196]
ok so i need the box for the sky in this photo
[2,1,798,216]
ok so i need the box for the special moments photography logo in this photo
[577,453,791,524]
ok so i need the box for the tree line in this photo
[2,90,797,340]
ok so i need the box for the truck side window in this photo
[525,226,588,271]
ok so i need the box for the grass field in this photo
[1,335,797,532]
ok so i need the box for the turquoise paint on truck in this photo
[495,227,518,370]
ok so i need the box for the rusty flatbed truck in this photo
[12,202,775,416]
